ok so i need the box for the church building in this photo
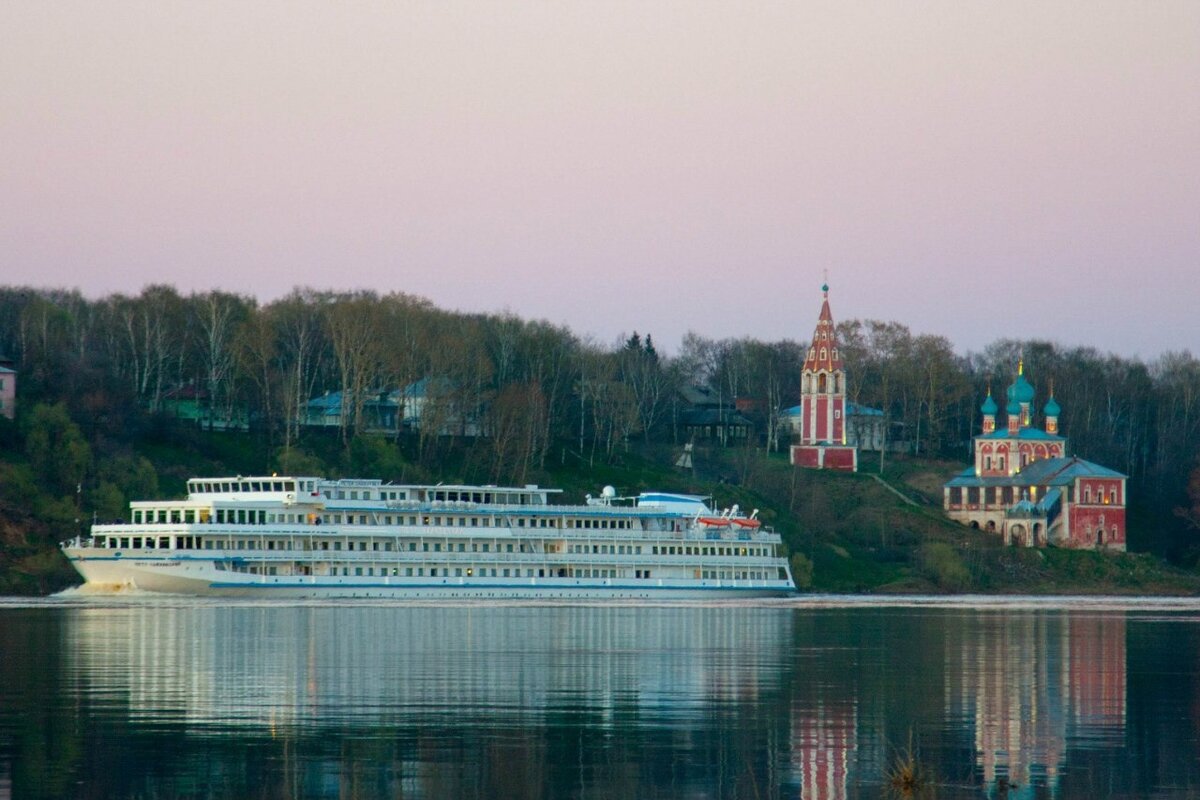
[943,363,1127,550]
[790,283,858,472]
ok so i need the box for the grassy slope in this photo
[3,426,1199,596]
[544,444,1200,595]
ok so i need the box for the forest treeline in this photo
[1,284,1198,557]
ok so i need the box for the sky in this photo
[2,2,1197,359]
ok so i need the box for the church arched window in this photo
[818,373,827,393]
[1084,486,1092,503]
[832,348,838,359]
[820,348,827,361]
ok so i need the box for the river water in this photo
[1,596,1198,799]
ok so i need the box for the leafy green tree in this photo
[21,403,91,495]
[789,553,814,589]
[919,542,970,591]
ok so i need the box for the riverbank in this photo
[3,424,1199,597]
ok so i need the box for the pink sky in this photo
[2,2,1197,358]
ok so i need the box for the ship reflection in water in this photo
[67,604,790,731]
[5,602,1200,798]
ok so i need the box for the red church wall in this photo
[791,445,857,472]
[792,446,821,469]
[823,447,856,470]
[1069,493,1125,549]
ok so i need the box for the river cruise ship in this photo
[61,476,796,598]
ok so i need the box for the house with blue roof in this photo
[303,378,481,436]
[0,352,15,421]
[783,401,893,451]
[944,361,1126,550]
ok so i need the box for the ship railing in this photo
[85,521,782,545]
[196,550,785,568]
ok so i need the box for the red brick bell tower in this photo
[790,282,858,471]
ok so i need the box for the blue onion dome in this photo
[1006,399,1022,416]
[981,393,998,415]
[1044,396,1061,417]
[1010,373,1036,404]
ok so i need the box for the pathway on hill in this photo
[870,474,920,507]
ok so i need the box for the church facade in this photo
[790,284,858,472]
[944,363,1127,550]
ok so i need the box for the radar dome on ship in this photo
[602,485,617,499]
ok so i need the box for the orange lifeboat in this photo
[697,517,731,527]
[732,518,761,529]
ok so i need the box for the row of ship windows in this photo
[323,489,538,505]
[220,564,775,581]
[132,509,639,530]
[187,484,544,505]
[192,480,298,494]
[97,536,769,559]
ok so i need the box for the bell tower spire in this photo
[791,278,858,471]
[799,280,846,445]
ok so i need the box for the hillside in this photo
[3,415,1199,596]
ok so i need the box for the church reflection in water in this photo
[943,612,1127,799]
[47,604,1142,799]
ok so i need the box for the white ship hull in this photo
[67,551,793,599]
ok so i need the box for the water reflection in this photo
[944,613,1126,798]
[4,602,1200,799]
[66,605,792,730]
